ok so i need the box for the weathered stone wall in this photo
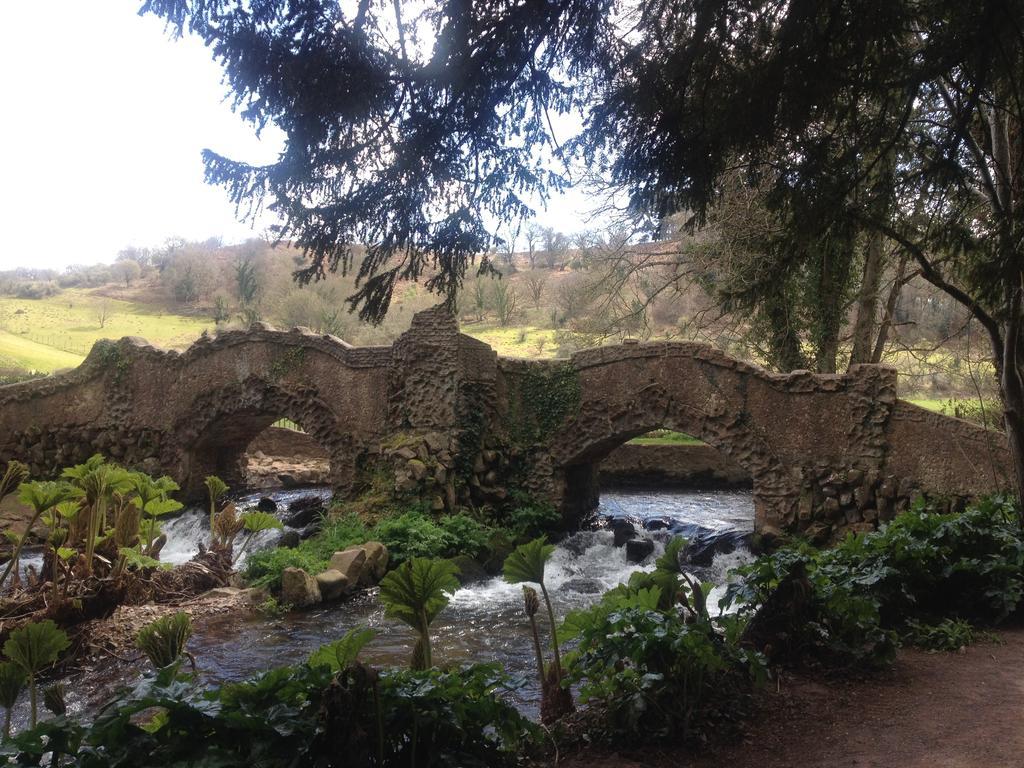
[502,341,1011,540]
[600,443,751,488]
[0,326,393,497]
[0,307,1010,536]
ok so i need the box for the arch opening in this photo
[173,381,358,500]
[242,418,331,490]
[599,429,752,492]
[187,411,334,495]
[554,410,758,526]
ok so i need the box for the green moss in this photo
[269,346,306,381]
[96,342,132,385]
[507,363,581,445]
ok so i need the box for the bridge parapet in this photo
[0,309,1010,538]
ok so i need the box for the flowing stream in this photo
[16,486,754,726]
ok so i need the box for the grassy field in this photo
[461,322,559,358]
[629,430,704,446]
[0,329,86,372]
[0,290,213,373]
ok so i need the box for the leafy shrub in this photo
[376,664,536,765]
[2,661,535,767]
[504,495,561,539]
[942,397,1003,432]
[724,496,1024,667]
[438,514,494,559]
[903,618,976,651]
[0,368,44,386]
[244,547,328,589]
[563,587,766,743]
[244,514,369,589]
[299,514,370,562]
[245,497,562,592]
[373,512,451,566]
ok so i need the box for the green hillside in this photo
[0,290,212,373]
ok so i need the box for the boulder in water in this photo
[450,555,489,586]
[281,567,321,607]
[358,541,389,585]
[560,577,604,594]
[625,538,655,563]
[257,496,277,513]
[610,519,637,548]
[483,541,515,575]
[643,517,672,531]
[683,530,751,568]
[278,530,301,549]
[285,496,325,528]
[316,569,352,602]
[329,547,367,585]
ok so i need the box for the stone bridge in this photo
[0,308,1010,540]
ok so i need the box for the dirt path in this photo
[562,627,1024,768]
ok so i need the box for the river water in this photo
[17,486,755,726]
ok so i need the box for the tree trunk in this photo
[850,229,885,366]
[999,288,1024,520]
[870,253,909,363]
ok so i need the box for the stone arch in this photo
[547,380,798,533]
[170,377,366,499]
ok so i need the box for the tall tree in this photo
[143,0,1024,501]
[142,0,613,321]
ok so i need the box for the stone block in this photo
[316,569,351,602]
[329,548,367,584]
[854,484,874,511]
[625,538,655,563]
[281,567,321,608]
[824,497,842,519]
[359,541,390,585]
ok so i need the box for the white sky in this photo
[0,1,596,272]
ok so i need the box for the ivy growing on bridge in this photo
[96,342,132,386]
[269,347,307,382]
[507,364,582,446]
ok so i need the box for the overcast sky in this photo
[0,1,596,272]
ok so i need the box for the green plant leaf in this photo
[17,481,81,515]
[503,537,555,585]
[120,547,171,571]
[0,662,25,709]
[241,511,284,534]
[307,626,375,672]
[204,476,229,504]
[655,537,687,574]
[55,500,81,520]
[136,612,193,670]
[379,557,460,629]
[144,498,184,517]
[3,620,70,676]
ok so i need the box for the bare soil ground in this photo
[561,627,1024,768]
